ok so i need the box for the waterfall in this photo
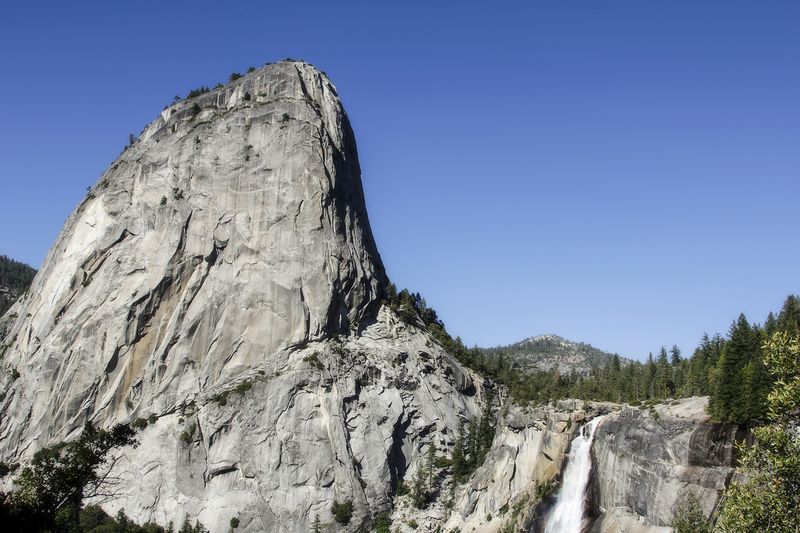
[543,415,606,533]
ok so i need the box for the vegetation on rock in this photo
[0,254,36,317]
[716,330,800,532]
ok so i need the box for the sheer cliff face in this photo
[0,61,386,452]
[0,61,486,533]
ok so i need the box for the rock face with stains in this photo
[589,397,743,532]
[0,61,484,532]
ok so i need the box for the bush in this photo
[230,516,240,529]
[229,72,242,82]
[331,499,353,525]
[179,422,196,444]
[0,461,19,477]
[672,491,709,533]
[374,511,392,533]
[132,418,148,431]
[406,519,418,529]
[303,353,324,371]
[212,380,254,405]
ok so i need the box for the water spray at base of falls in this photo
[543,415,606,533]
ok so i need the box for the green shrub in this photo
[303,353,324,371]
[406,519,418,529]
[212,380,254,405]
[132,418,148,431]
[374,511,391,533]
[229,72,242,82]
[331,499,353,525]
[0,461,19,477]
[180,422,196,444]
[230,516,240,529]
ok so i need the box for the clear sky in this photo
[0,1,798,359]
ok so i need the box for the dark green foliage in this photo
[303,353,324,371]
[0,461,19,477]
[229,516,239,529]
[246,66,256,73]
[131,418,148,431]
[186,87,209,99]
[331,499,353,525]
[716,331,800,532]
[177,518,206,533]
[280,113,290,123]
[0,422,138,531]
[211,380,254,405]
[179,421,195,445]
[373,511,391,533]
[0,254,36,317]
[229,72,242,82]
[78,505,170,532]
[311,514,321,532]
[671,492,709,533]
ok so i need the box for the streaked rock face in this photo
[1,61,384,450]
[0,62,488,532]
[0,62,739,533]
[589,397,741,531]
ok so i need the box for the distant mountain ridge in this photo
[482,334,625,376]
[0,255,36,317]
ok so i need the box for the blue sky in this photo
[0,1,798,359]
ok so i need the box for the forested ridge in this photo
[385,284,800,425]
[0,255,36,317]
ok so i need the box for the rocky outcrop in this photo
[0,60,384,452]
[590,397,743,531]
[0,61,485,532]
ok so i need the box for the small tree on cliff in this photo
[672,491,709,533]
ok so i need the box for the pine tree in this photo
[451,420,468,482]
[656,347,673,398]
[477,387,496,459]
[670,345,682,366]
[776,294,800,335]
[712,315,756,422]
[311,514,321,533]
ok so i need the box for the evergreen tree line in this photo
[384,284,800,424]
[0,254,36,317]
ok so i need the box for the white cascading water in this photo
[543,415,606,533]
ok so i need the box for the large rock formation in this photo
[0,61,484,532]
[589,397,743,531]
[0,61,741,533]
